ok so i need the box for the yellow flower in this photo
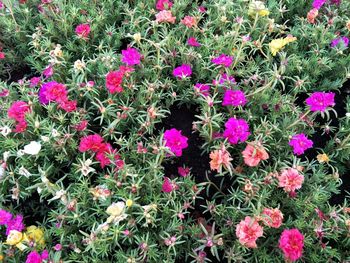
[6,230,23,245]
[248,1,269,17]
[126,199,133,207]
[24,226,45,247]
[269,36,297,56]
[317,153,330,163]
[0,254,4,261]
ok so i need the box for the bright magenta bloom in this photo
[173,64,192,79]
[289,133,313,155]
[162,177,174,193]
[305,92,335,112]
[222,90,247,107]
[211,54,234,68]
[187,37,201,47]
[79,134,104,152]
[26,251,42,263]
[278,168,304,193]
[75,23,91,38]
[39,81,68,104]
[236,216,263,248]
[121,47,141,66]
[312,0,326,9]
[279,229,304,262]
[156,0,173,10]
[223,118,250,144]
[6,215,24,235]
[163,128,188,156]
[194,83,210,97]
[0,209,12,225]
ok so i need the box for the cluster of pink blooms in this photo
[39,81,77,112]
[0,209,24,235]
[331,36,349,48]
[289,133,313,155]
[187,37,201,47]
[241,142,269,167]
[194,83,210,97]
[7,101,31,133]
[305,91,335,112]
[75,23,91,39]
[222,90,247,107]
[223,117,250,145]
[278,168,304,195]
[79,134,124,169]
[211,54,234,68]
[173,64,192,79]
[279,229,304,262]
[26,250,48,263]
[312,0,341,9]
[163,128,188,156]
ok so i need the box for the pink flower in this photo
[181,16,197,28]
[39,81,68,104]
[223,118,250,145]
[209,145,232,172]
[155,10,176,24]
[54,243,62,251]
[218,73,236,85]
[8,101,30,122]
[307,8,318,24]
[178,166,190,177]
[173,64,192,79]
[305,92,335,112]
[312,0,326,9]
[236,216,263,248]
[43,65,53,78]
[162,177,174,193]
[187,37,201,47]
[26,251,42,263]
[73,120,88,131]
[198,6,206,13]
[75,23,91,38]
[41,250,48,260]
[242,143,269,167]
[331,36,349,48]
[0,209,12,225]
[58,100,77,112]
[29,77,41,87]
[0,88,9,97]
[0,52,5,60]
[278,168,304,193]
[121,47,141,66]
[222,90,247,107]
[211,54,234,68]
[261,208,283,228]
[106,70,124,93]
[79,134,104,152]
[6,215,24,235]
[156,0,173,10]
[289,133,313,155]
[279,229,304,262]
[163,128,188,157]
[194,83,210,97]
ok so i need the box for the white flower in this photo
[3,151,10,162]
[18,166,31,178]
[51,129,59,137]
[17,150,25,157]
[0,166,5,179]
[0,126,11,137]
[80,159,95,176]
[41,136,49,142]
[23,141,41,155]
[346,112,350,118]
[74,60,86,71]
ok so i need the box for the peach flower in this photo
[209,145,232,172]
[307,8,318,24]
[236,216,263,248]
[241,142,269,167]
[181,16,197,28]
[261,208,283,228]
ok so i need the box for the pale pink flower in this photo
[261,208,283,228]
[278,168,304,194]
[236,216,263,248]
[181,16,197,28]
[155,10,176,24]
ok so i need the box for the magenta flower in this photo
[187,37,201,47]
[222,90,247,107]
[173,64,192,79]
[43,65,53,78]
[312,0,326,9]
[289,133,313,155]
[223,118,250,144]
[156,0,173,10]
[162,177,174,193]
[331,36,349,48]
[305,92,335,112]
[121,47,141,66]
[25,251,42,263]
[39,81,68,104]
[0,209,12,225]
[213,73,236,86]
[163,128,188,156]
[6,215,25,235]
[178,166,190,177]
[194,83,210,97]
[211,54,234,68]
[279,229,304,262]
[29,77,41,88]
[75,23,91,38]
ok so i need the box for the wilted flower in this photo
[248,1,269,17]
[74,60,86,71]
[279,229,304,262]
[317,153,329,163]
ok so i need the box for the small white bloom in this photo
[3,151,10,162]
[0,166,5,179]
[51,129,59,137]
[0,126,11,137]
[346,112,350,118]
[23,141,41,155]
[18,166,31,178]
[74,60,86,71]
[17,150,25,157]
[41,136,49,142]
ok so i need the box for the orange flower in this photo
[241,142,269,167]
[209,145,232,172]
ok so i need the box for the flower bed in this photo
[0,0,350,262]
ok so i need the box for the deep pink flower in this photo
[6,215,24,235]
[79,134,104,152]
[0,1,4,9]
[39,81,68,104]
[222,90,247,107]
[75,23,91,38]
[156,0,173,10]
[278,168,304,193]
[223,118,250,144]
[162,177,174,193]
[163,128,188,157]
[121,47,141,66]
[187,37,201,47]
[178,166,190,177]
[236,216,263,248]
[8,101,30,122]
[0,209,12,225]
[26,251,42,263]
[218,73,236,85]
[0,88,9,97]
[106,70,124,93]
[331,36,349,48]
[58,100,77,112]
[312,0,326,9]
[173,64,192,79]
[198,6,206,13]
[194,83,210,97]
[289,133,313,155]
[279,229,304,262]
[0,52,5,59]
[305,92,335,112]
[29,77,41,88]
[211,54,234,68]
[73,120,88,131]
[41,250,48,260]
[43,65,53,78]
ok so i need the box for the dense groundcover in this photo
[0,0,350,262]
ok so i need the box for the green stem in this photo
[286,110,311,129]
